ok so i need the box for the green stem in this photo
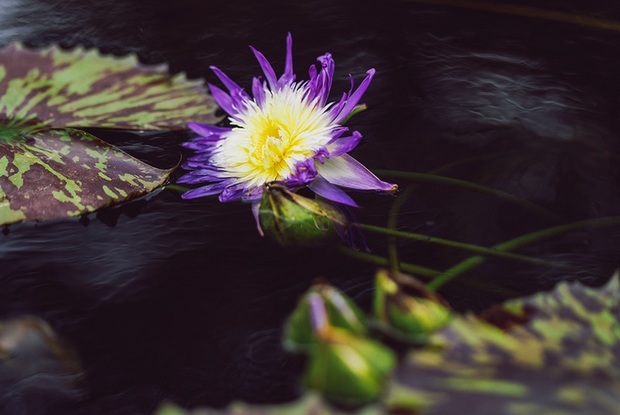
[427,216,620,291]
[338,246,522,297]
[357,223,577,270]
[383,151,524,274]
[338,247,440,278]
[164,184,189,193]
[386,187,416,272]
[376,169,563,223]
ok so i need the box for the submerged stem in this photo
[426,216,620,291]
[357,223,577,270]
[376,169,563,223]
[338,247,440,277]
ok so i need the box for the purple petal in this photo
[182,141,216,152]
[252,77,266,106]
[277,32,294,87]
[181,181,230,199]
[306,53,335,106]
[188,122,231,138]
[326,92,348,122]
[241,186,264,201]
[208,83,236,115]
[210,66,249,99]
[308,293,328,334]
[315,154,397,191]
[328,126,349,141]
[252,201,264,236]
[219,184,248,202]
[230,88,250,111]
[308,63,317,82]
[249,46,277,90]
[309,176,359,207]
[284,159,318,187]
[326,131,362,157]
[177,167,224,184]
[332,69,375,124]
[315,53,335,106]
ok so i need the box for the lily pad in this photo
[0,43,220,130]
[391,274,620,414]
[156,393,384,415]
[0,43,220,225]
[0,127,171,223]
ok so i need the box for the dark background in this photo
[1,0,620,413]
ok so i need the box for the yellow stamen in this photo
[211,83,336,188]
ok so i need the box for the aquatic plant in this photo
[0,44,219,225]
[178,34,397,230]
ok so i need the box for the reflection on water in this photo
[1,0,620,413]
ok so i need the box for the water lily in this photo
[178,33,397,229]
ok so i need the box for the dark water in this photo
[2,0,620,413]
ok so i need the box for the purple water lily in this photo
[178,33,397,228]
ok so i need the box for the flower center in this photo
[212,83,336,188]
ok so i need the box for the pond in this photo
[1,0,620,413]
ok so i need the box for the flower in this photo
[178,33,397,228]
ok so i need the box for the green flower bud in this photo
[283,283,367,352]
[258,184,348,247]
[374,269,452,340]
[304,327,396,406]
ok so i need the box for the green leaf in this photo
[0,43,221,130]
[391,273,620,414]
[0,43,221,224]
[0,127,171,224]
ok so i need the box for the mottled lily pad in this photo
[156,275,620,414]
[391,274,620,414]
[0,43,220,225]
[0,43,220,130]
[157,393,384,415]
[0,127,171,223]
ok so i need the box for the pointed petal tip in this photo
[252,201,265,236]
[382,182,399,193]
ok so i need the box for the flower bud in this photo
[258,184,348,247]
[304,327,396,406]
[283,283,367,352]
[374,269,452,340]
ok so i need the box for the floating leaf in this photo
[0,43,220,130]
[0,43,220,225]
[0,127,171,223]
[156,394,384,415]
[391,274,620,414]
